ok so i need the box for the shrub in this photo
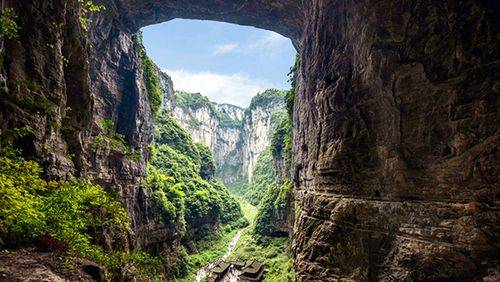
[43,180,130,253]
[136,33,162,116]
[286,54,300,119]
[0,147,46,245]
[92,118,140,160]
[195,142,216,180]
[253,180,292,237]
[151,144,200,181]
[78,0,105,31]
[245,147,277,205]
[150,112,244,241]
[154,113,200,161]
[175,91,216,112]
[0,147,130,257]
[186,118,203,128]
[247,89,286,112]
[0,7,19,39]
[145,166,186,233]
[271,115,292,169]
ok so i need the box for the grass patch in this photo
[233,197,294,281]
[228,231,294,282]
[175,228,239,282]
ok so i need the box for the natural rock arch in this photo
[2,0,498,281]
[91,1,499,280]
[127,0,302,44]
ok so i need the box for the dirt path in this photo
[195,230,243,282]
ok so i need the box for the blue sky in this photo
[141,19,296,107]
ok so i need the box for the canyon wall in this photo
[292,0,499,281]
[160,73,285,183]
[160,76,245,183]
[242,95,286,180]
[1,0,498,280]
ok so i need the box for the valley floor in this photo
[176,196,294,282]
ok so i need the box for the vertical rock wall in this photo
[242,100,285,181]
[292,0,499,280]
[1,0,89,181]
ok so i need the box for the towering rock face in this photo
[160,73,285,183]
[242,97,285,180]
[292,1,499,281]
[161,86,245,183]
[1,0,498,280]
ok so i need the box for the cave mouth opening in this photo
[139,18,297,280]
[140,18,297,109]
[139,17,297,184]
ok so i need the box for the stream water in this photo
[195,230,243,282]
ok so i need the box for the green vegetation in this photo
[218,108,243,129]
[175,91,243,130]
[253,180,293,237]
[176,58,300,281]
[2,80,57,117]
[0,7,19,39]
[229,232,294,282]
[175,91,217,113]
[195,142,216,180]
[247,89,286,112]
[146,110,250,280]
[154,113,200,161]
[227,197,294,281]
[92,118,140,160]
[286,55,300,120]
[245,147,277,205]
[225,180,249,197]
[136,33,162,116]
[226,146,278,206]
[78,0,105,32]
[145,166,186,232]
[271,114,292,169]
[219,115,242,128]
[0,146,167,279]
[186,118,203,128]
[271,54,298,169]
[149,110,244,241]
[177,228,239,282]
[0,147,130,249]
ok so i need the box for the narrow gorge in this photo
[159,71,286,184]
[0,0,498,281]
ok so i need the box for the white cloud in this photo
[213,43,238,55]
[163,69,275,108]
[248,31,290,51]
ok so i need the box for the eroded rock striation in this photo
[292,1,499,281]
[1,0,498,280]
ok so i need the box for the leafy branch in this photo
[78,0,105,32]
[0,7,19,39]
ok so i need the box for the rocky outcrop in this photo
[1,0,498,280]
[160,78,245,183]
[0,250,107,281]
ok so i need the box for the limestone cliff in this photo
[241,93,285,180]
[159,72,285,184]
